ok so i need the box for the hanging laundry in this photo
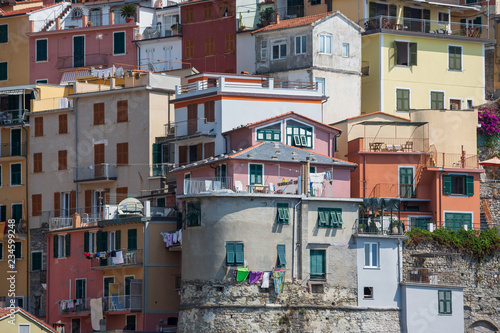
[236,267,250,281]
[172,232,178,244]
[261,271,271,288]
[178,229,182,245]
[113,251,124,265]
[273,270,285,294]
[233,269,238,280]
[248,271,262,284]
[67,300,74,309]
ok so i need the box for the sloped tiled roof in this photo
[0,307,57,333]
[171,141,356,173]
[252,12,334,34]
[0,6,43,17]
[330,111,411,126]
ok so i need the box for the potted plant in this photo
[171,23,181,35]
[259,7,273,27]
[390,220,404,234]
[87,21,93,27]
[120,4,137,23]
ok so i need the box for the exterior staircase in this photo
[480,199,494,231]
[41,5,71,32]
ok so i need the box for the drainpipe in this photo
[74,92,79,210]
[21,120,29,310]
[292,200,301,280]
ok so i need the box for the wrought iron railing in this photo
[73,164,117,182]
[56,53,109,69]
[90,249,143,268]
[102,294,142,312]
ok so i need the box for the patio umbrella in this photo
[479,157,500,180]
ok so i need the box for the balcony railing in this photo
[360,15,488,39]
[58,298,90,316]
[49,217,73,231]
[354,218,405,236]
[407,267,453,285]
[45,208,114,231]
[138,25,180,40]
[56,53,109,69]
[431,152,478,169]
[167,117,216,137]
[151,163,175,177]
[0,110,27,125]
[363,137,429,152]
[103,294,142,312]
[73,164,117,182]
[275,5,304,20]
[0,142,26,157]
[368,183,414,199]
[90,249,143,269]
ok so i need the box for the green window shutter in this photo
[336,211,343,226]
[152,143,161,165]
[96,231,102,252]
[443,175,451,195]
[53,235,59,258]
[226,242,235,265]
[235,243,244,265]
[84,232,89,253]
[318,209,328,227]
[32,252,42,270]
[65,234,71,257]
[114,32,125,54]
[0,25,7,43]
[101,231,108,252]
[277,244,286,266]
[250,164,262,185]
[14,242,21,259]
[277,203,289,224]
[128,229,137,250]
[310,250,325,278]
[466,176,474,195]
[393,41,398,65]
[445,290,452,314]
[116,230,121,250]
[0,206,5,222]
[409,43,417,66]
[438,290,445,313]
[330,211,338,227]
[0,62,7,81]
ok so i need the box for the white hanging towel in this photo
[90,298,103,331]
[261,271,271,288]
[113,251,124,265]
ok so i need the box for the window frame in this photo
[10,162,22,186]
[31,251,43,271]
[295,35,306,55]
[14,241,22,259]
[285,121,313,148]
[75,278,87,300]
[277,244,286,267]
[396,88,410,112]
[438,11,450,25]
[430,91,445,110]
[364,242,379,268]
[342,43,349,57]
[260,40,267,61]
[317,207,343,228]
[0,62,7,81]
[448,44,462,71]
[438,290,452,314]
[394,40,417,67]
[36,79,48,84]
[35,38,48,62]
[185,201,201,227]
[319,34,332,54]
[248,163,264,185]
[225,241,244,266]
[277,203,290,224]
[0,24,7,44]
[113,31,126,56]
[310,249,326,279]
[271,40,287,60]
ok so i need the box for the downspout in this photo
[21,121,29,310]
[292,200,301,280]
[137,43,142,70]
[74,91,79,213]
[362,154,366,199]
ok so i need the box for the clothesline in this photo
[161,230,182,248]
[232,268,286,294]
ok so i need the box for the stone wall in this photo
[29,228,47,318]
[403,242,500,332]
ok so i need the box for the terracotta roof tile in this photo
[0,6,43,17]
[253,12,335,34]
[0,307,57,333]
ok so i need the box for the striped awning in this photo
[59,69,91,85]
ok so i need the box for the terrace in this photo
[90,249,143,270]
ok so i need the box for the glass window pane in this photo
[372,243,378,266]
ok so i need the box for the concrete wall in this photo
[236,32,255,74]
[137,37,183,71]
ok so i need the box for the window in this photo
[257,127,280,142]
[32,194,42,216]
[59,114,68,134]
[117,100,128,122]
[204,142,215,159]
[84,231,97,253]
[219,3,233,17]
[249,164,263,185]
[364,242,379,268]
[272,41,287,60]
[277,244,286,267]
[317,208,343,228]
[32,251,42,271]
[315,77,325,95]
[438,290,452,314]
[53,234,70,258]
[11,204,22,225]
[319,34,332,54]
[396,89,410,111]
[467,99,473,109]
[443,174,473,196]
[34,117,43,137]
[93,103,105,125]
[117,143,129,165]
[445,212,473,230]
[0,25,7,43]
[450,99,461,111]
[10,163,21,185]
[0,166,2,187]
[311,0,321,5]
[127,229,137,250]
[448,45,462,71]
[225,34,235,53]
[205,37,215,56]
[94,143,105,165]
[183,173,191,193]
[184,201,201,227]
[204,100,215,122]
[215,164,227,185]
[0,62,6,81]
[277,203,290,224]
[226,242,244,266]
[0,243,3,260]
[185,7,194,23]
[36,39,48,62]
[109,230,121,251]
[33,153,42,173]
[431,91,444,109]
[76,279,86,300]
[58,150,67,170]
[364,287,373,299]
[14,241,21,259]
[89,9,101,26]
[36,79,48,84]
[0,206,5,222]
[438,12,449,25]
[295,36,306,55]
[113,31,126,55]
[286,123,313,148]
[310,250,325,279]
[126,314,136,331]
[395,41,417,66]
[261,40,267,60]
[185,40,194,59]
[342,43,349,57]
[399,167,413,198]
[203,3,212,20]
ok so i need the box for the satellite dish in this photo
[142,27,160,39]
[117,198,143,216]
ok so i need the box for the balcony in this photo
[166,117,217,138]
[361,137,429,153]
[90,249,143,270]
[368,183,414,199]
[151,163,175,177]
[0,142,27,157]
[46,208,113,231]
[103,294,142,313]
[360,15,489,39]
[58,298,90,316]
[138,25,181,40]
[406,267,454,285]
[73,164,117,183]
[353,218,405,236]
[56,53,109,70]
[0,110,27,126]
[431,152,478,169]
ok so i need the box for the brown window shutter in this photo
[58,150,67,170]
[32,194,42,217]
[85,190,92,214]
[117,100,128,122]
[35,117,43,137]
[34,152,42,173]
[94,144,105,165]
[59,114,68,134]
[204,142,214,159]
[117,142,128,165]
[54,192,60,217]
[70,190,76,215]
[187,104,198,135]
[179,146,188,165]
[116,187,128,203]
[196,143,203,161]
[94,103,104,125]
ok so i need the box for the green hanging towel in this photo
[236,267,250,281]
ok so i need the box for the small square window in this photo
[364,287,373,299]
[319,34,331,54]
[226,242,244,266]
[342,43,349,57]
[184,202,201,227]
[364,242,379,268]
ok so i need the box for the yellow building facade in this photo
[0,307,56,333]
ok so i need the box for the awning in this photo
[0,85,36,95]
[402,0,481,11]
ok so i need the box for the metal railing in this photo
[56,53,109,69]
[431,152,478,169]
[49,217,73,231]
[102,294,142,312]
[90,249,143,268]
[167,117,215,137]
[138,25,180,40]
[354,218,405,236]
[360,15,488,38]
[0,142,26,157]
[58,298,91,315]
[73,164,117,182]
[363,137,429,152]
[407,267,452,285]
[184,177,234,194]
[151,163,175,177]
[274,5,304,20]
[368,183,414,198]
[32,97,73,111]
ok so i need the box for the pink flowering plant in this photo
[478,105,500,136]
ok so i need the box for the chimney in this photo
[276,12,280,24]
[56,18,61,30]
